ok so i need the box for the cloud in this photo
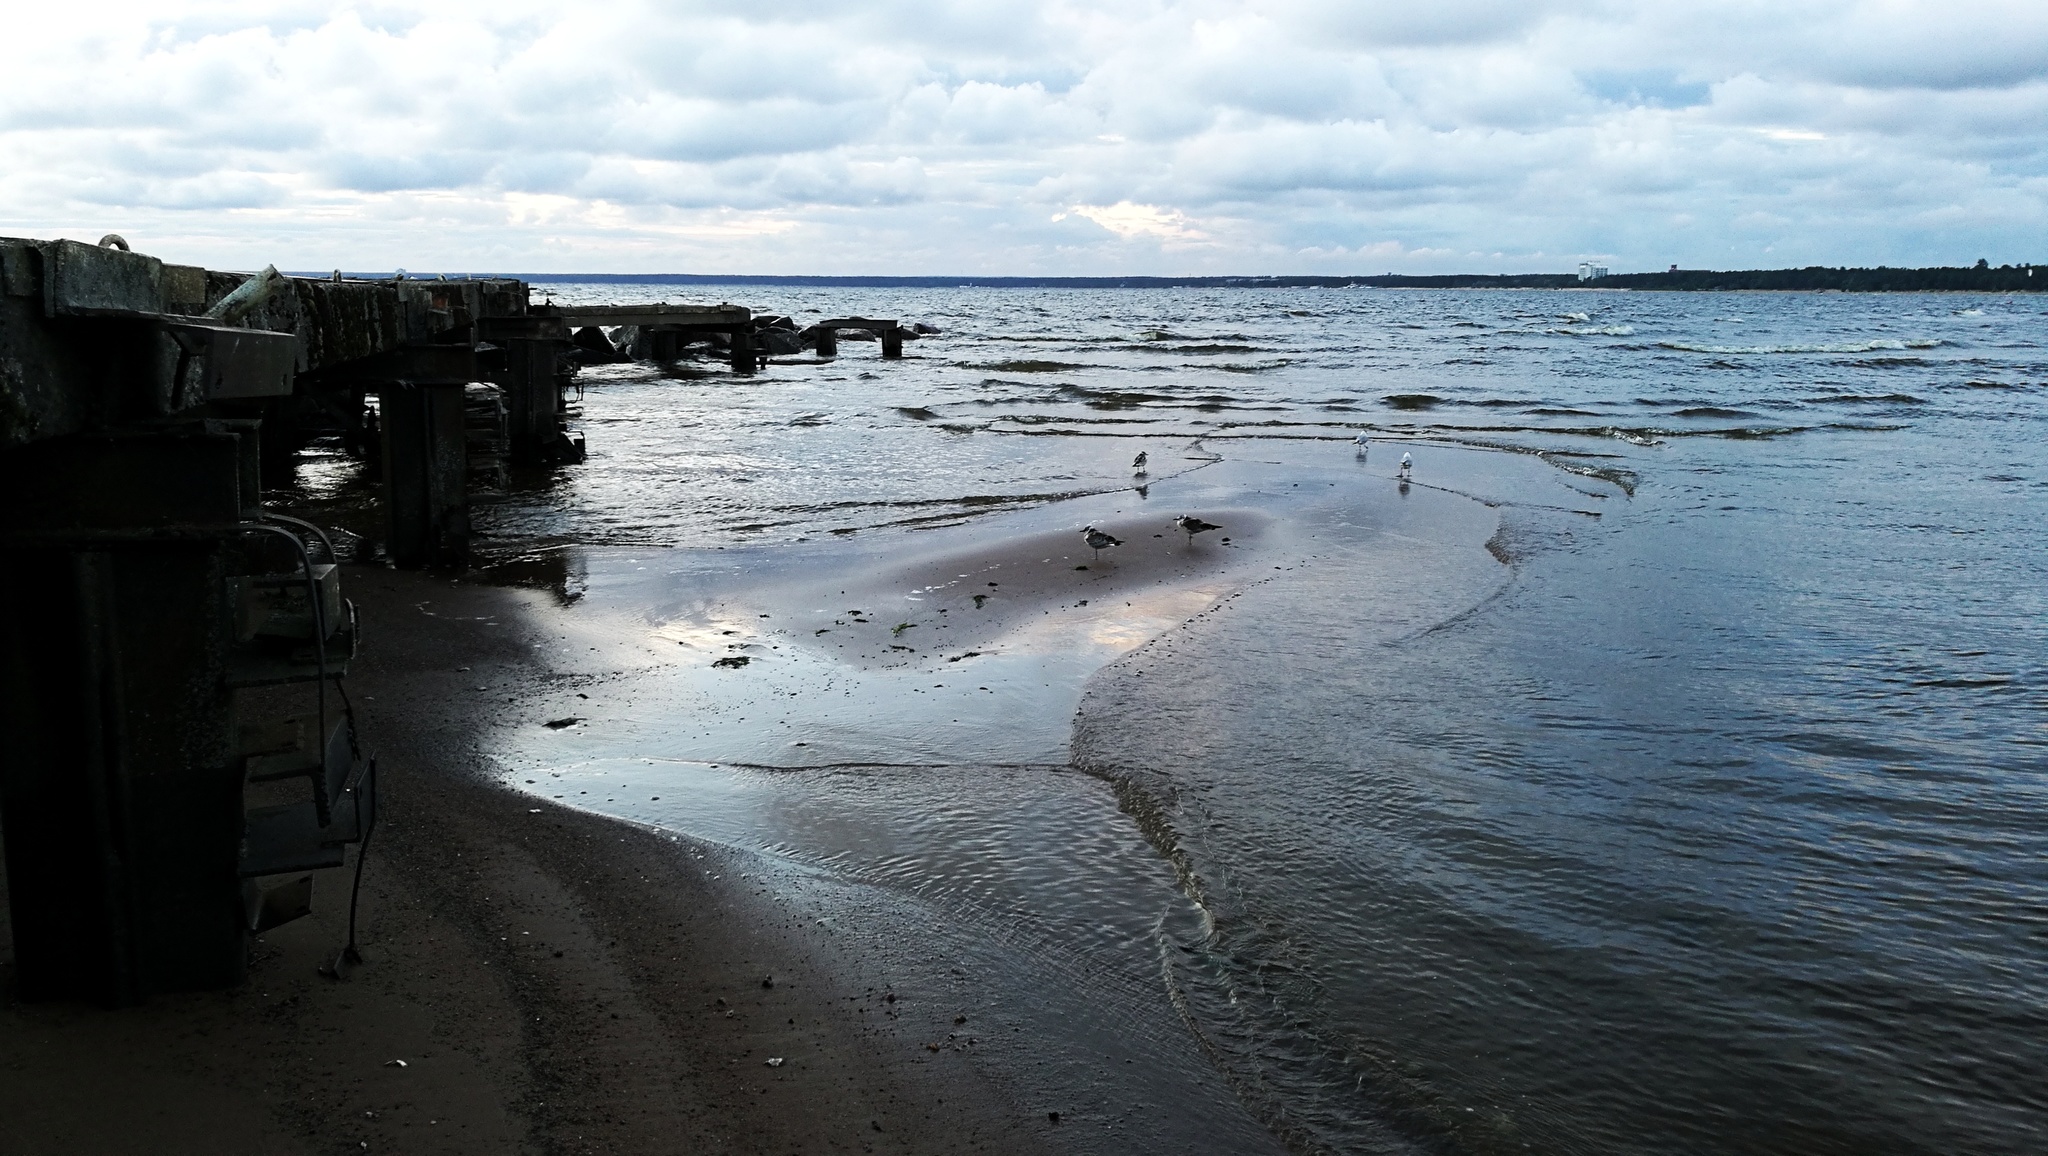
[1060,202,1208,242]
[0,1,2042,273]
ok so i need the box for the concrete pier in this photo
[0,238,917,1001]
[0,238,524,1001]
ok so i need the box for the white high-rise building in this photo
[1577,262,1609,281]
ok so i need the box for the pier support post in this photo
[880,328,904,359]
[0,430,249,1003]
[815,327,837,358]
[731,328,757,374]
[502,337,559,466]
[379,383,469,568]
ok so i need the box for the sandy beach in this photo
[0,566,1063,1155]
[1,489,1312,1155]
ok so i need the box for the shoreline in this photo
[1,567,1052,1155]
[2,448,1518,1155]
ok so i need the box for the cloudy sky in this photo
[2,1,2043,275]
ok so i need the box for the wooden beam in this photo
[556,303,750,328]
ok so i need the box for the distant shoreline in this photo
[299,266,2042,293]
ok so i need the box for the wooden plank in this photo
[557,303,750,328]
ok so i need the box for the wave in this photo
[1554,325,1636,337]
[1673,406,1759,419]
[1803,393,1925,405]
[971,359,1088,372]
[1384,393,1444,410]
[1661,339,1945,355]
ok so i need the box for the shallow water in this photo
[311,285,2047,1153]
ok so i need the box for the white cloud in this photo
[1060,202,1208,242]
[0,1,2041,273]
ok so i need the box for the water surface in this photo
[307,285,2045,1154]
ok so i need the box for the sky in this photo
[1,1,2044,275]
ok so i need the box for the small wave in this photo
[1383,393,1444,410]
[1661,339,1945,355]
[1803,393,1925,405]
[1057,384,1180,407]
[1554,325,1636,337]
[894,406,938,421]
[1673,406,1757,419]
[1525,407,1603,416]
[972,359,1087,372]
[1217,361,1291,374]
[1911,674,2013,689]
[1778,732,1921,763]
[1561,312,1592,323]
[1161,344,1261,355]
[787,412,831,427]
[998,414,1166,426]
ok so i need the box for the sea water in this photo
[302,285,2048,1153]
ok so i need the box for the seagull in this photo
[1174,515,1221,544]
[1398,452,1413,479]
[1081,525,1123,561]
[1353,431,1370,457]
[1132,451,1149,474]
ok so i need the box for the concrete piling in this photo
[1,239,916,1000]
[378,383,471,569]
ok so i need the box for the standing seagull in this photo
[1173,515,1222,544]
[1081,525,1123,562]
[1353,431,1370,458]
[1398,452,1413,479]
[1132,451,1149,475]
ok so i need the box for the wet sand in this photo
[0,568,1053,1155]
[0,445,1512,1154]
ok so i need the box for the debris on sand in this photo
[543,717,584,729]
[712,656,751,669]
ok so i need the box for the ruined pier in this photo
[0,236,901,1003]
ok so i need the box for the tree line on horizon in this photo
[507,262,2043,292]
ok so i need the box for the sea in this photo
[292,284,2048,1154]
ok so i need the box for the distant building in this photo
[1578,262,1609,281]
[1669,264,1679,273]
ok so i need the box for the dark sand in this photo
[0,568,1054,1155]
